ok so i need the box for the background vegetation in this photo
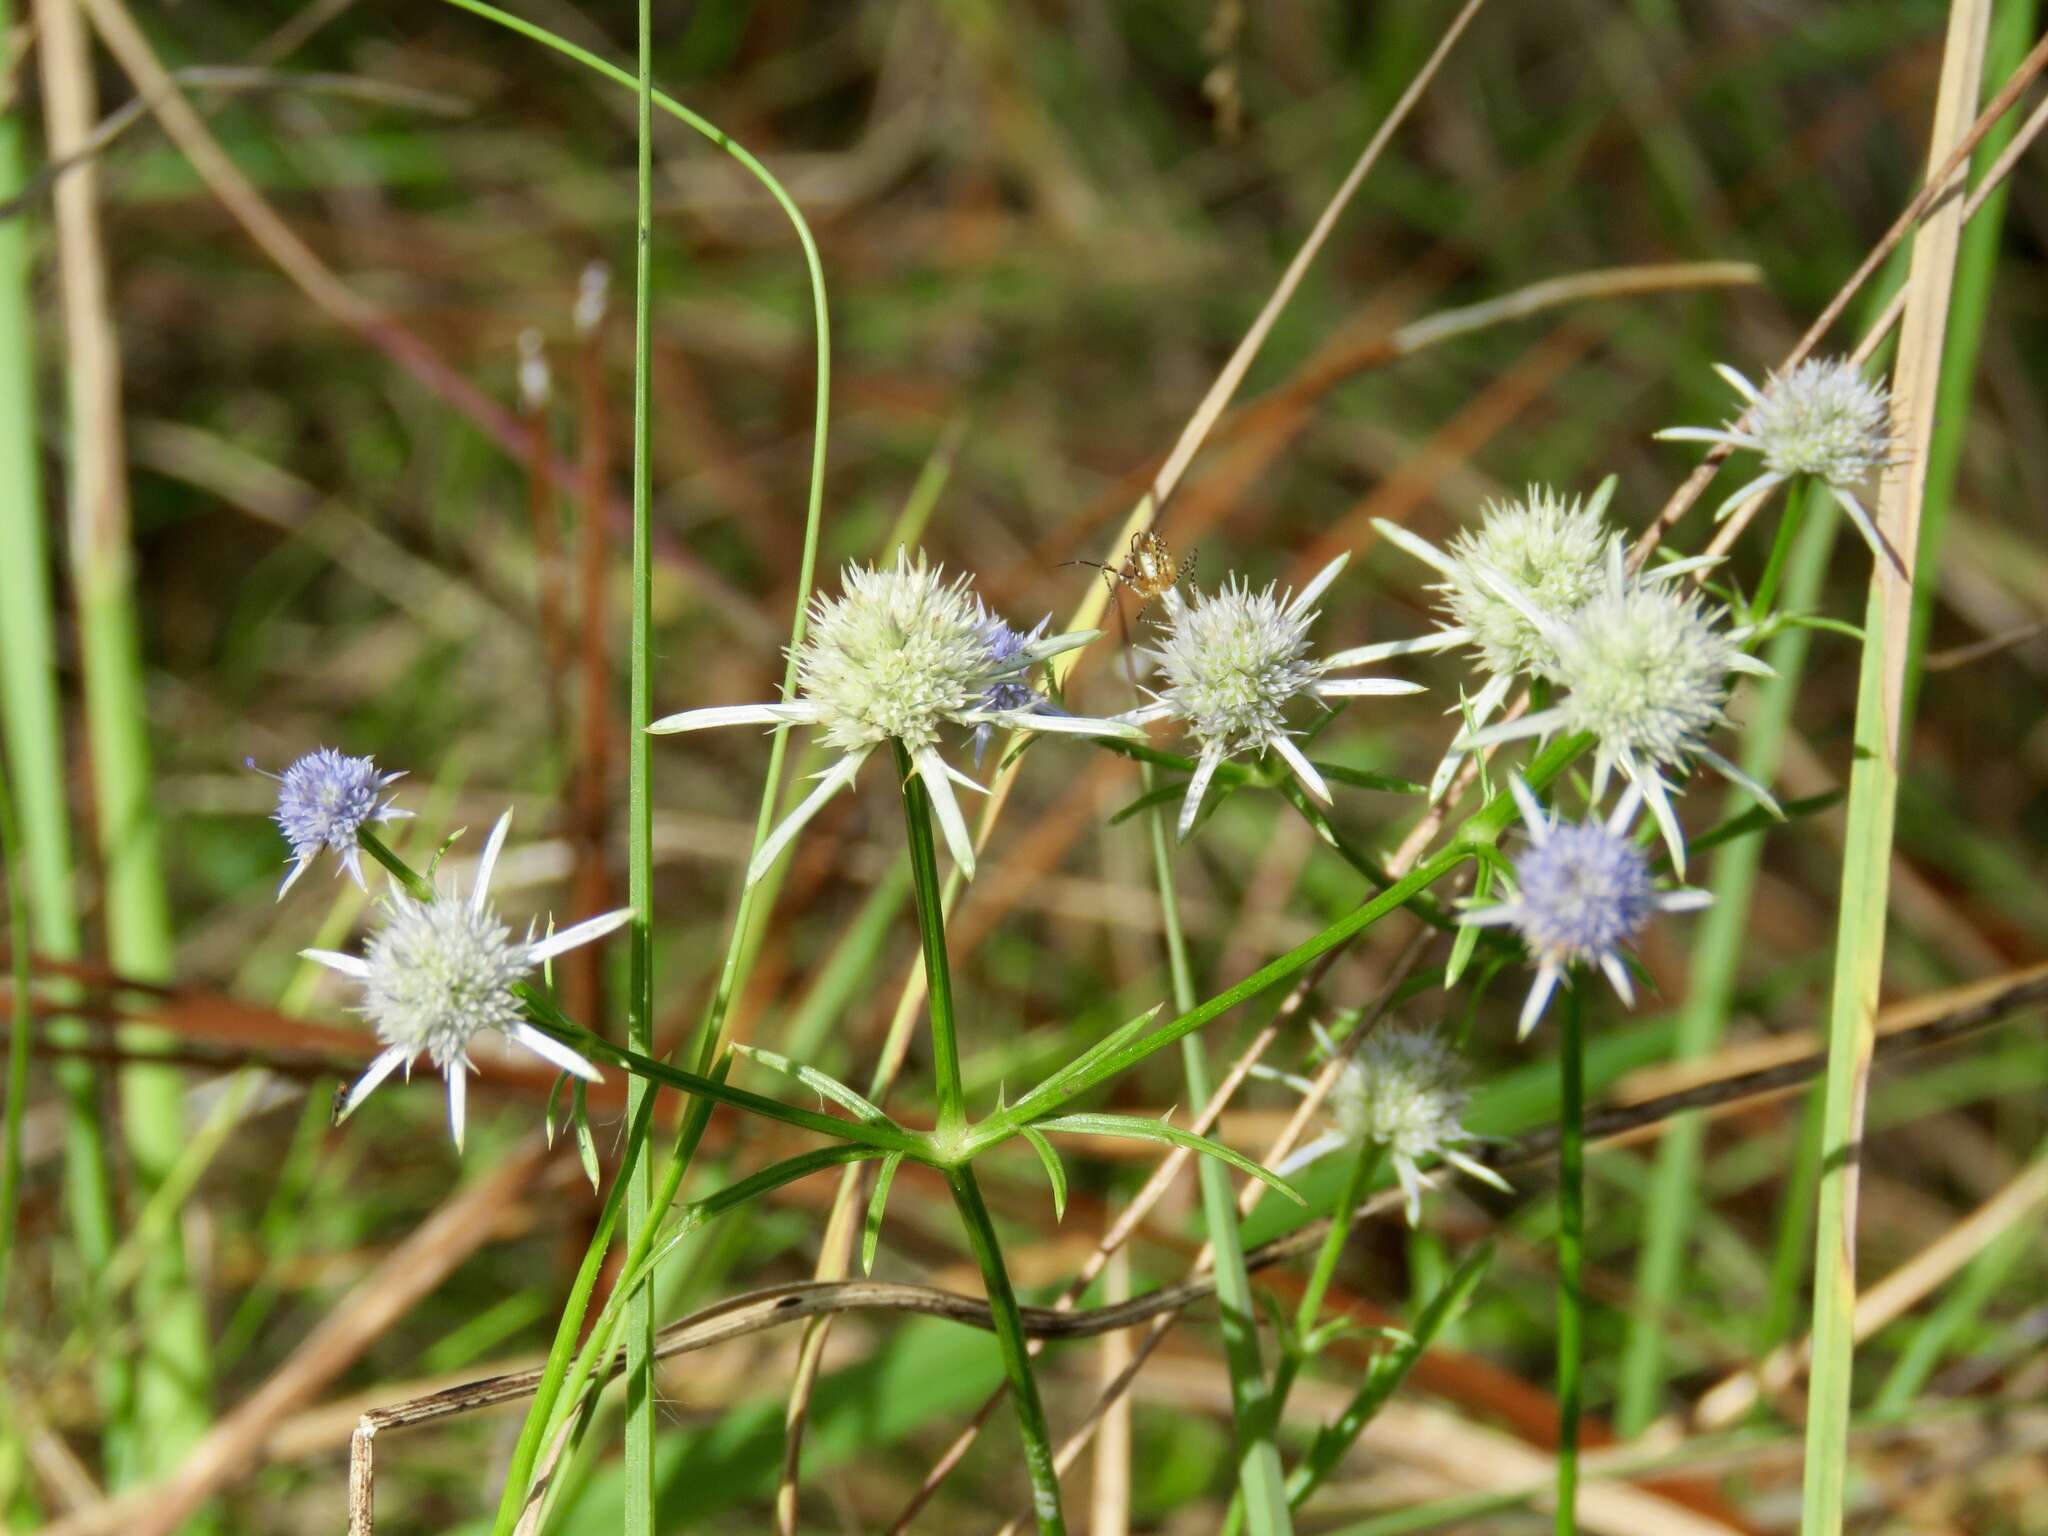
[4,1,2047,1531]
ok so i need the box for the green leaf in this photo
[687,1145,887,1232]
[573,1081,601,1194]
[863,1150,903,1276]
[1108,781,1191,828]
[1444,860,1490,989]
[1035,1112,1305,1206]
[731,1042,896,1126]
[1019,1125,1067,1221]
[1002,1003,1165,1124]
[1672,789,1842,867]
[1287,1242,1494,1510]
[544,1070,568,1148]
[1307,760,1425,795]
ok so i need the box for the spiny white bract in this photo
[1457,544,1775,870]
[1658,357,1897,567]
[1273,1023,1507,1226]
[258,747,410,899]
[1125,553,1423,839]
[1462,777,1710,1037]
[648,550,1136,884]
[304,810,631,1149]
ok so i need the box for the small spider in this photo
[1067,530,1197,619]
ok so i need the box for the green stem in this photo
[1223,1132,1378,1536]
[623,0,658,1525]
[0,0,120,1347]
[0,760,27,1304]
[1144,776,1292,1536]
[1555,982,1585,1536]
[487,1089,657,1534]
[1294,1139,1383,1347]
[418,14,840,1528]
[359,827,431,899]
[1803,10,1985,1525]
[896,740,965,1135]
[894,755,1061,1530]
[946,1164,1066,1536]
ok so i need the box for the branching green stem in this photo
[897,745,1064,1532]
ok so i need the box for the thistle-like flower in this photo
[304,811,632,1149]
[1362,485,1720,803]
[1462,777,1710,1038]
[1270,1023,1508,1225]
[1122,553,1424,838]
[1455,542,1775,869]
[1656,357,1898,568]
[252,748,412,899]
[648,551,1137,883]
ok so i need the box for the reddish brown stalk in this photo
[563,265,617,1035]
[521,330,571,733]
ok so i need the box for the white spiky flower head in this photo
[1455,543,1777,870]
[1122,553,1425,839]
[1462,777,1710,1038]
[304,810,631,1149]
[649,550,1138,883]
[1368,482,1616,685]
[252,747,412,899]
[1269,1022,1508,1226]
[1657,357,1898,568]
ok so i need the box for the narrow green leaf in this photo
[1019,1126,1067,1221]
[863,1150,904,1276]
[1443,861,1489,988]
[1674,789,1842,866]
[1108,782,1192,827]
[1307,760,1426,795]
[1035,1112,1305,1206]
[733,1041,896,1126]
[1002,1003,1165,1125]
[688,1144,886,1229]
[573,1081,601,1194]
[544,1070,567,1148]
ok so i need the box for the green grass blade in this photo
[1616,483,1838,1434]
[1141,768,1293,1536]
[1803,13,1989,1528]
[0,0,119,1340]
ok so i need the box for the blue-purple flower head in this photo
[255,748,411,899]
[1463,777,1710,1038]
[972,613,1052,766]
